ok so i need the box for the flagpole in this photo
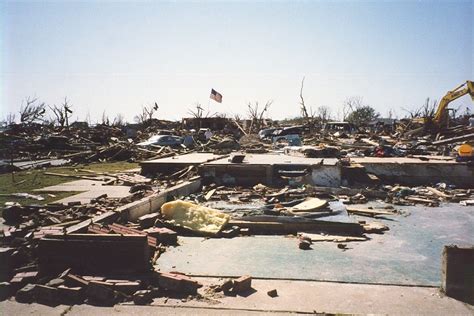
[207,97,210,114]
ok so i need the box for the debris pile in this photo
[1,90,473,308]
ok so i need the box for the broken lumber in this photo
[299,233,367,242]
[228,218,364,236]
[427,187,452,199]
[346,207,395,217]
[432,133,474,146]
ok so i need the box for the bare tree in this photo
[421,98,437,119]
[113,113,126,126]
[19,97,46,124]
[233,113,242,122]
[402,97,437,119]
[85,111,92,126]
[299,76,316,123]
[49,97,73,128]
[342,96,364,121]
[387,108,395,119]
[135,102,159,124]
[247,100,272,131]
[6,113,16,125]
[101,111,110,126]
[187,103,205,119]
[187,102,217,119]
[316,105,331,123]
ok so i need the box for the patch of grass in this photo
[0,161,139,207]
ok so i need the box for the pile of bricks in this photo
[4,268,202,306]
[0,189,186,307]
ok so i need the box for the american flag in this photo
[210,89,223,103]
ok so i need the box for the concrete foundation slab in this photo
[157,203,474,286]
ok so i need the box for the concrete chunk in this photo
[267,289,278,297]
[233,275,252,293]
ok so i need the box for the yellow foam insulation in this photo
[160,200,230,235]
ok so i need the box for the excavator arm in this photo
[433,80,474,128]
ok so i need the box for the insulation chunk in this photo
[160,200,230,235]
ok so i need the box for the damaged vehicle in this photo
[137,135,183,147]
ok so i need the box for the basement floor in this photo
[156,202,474,286]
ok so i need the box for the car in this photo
[258,128,278,140]
[323,122,356,133]
[273,134,302,147]
[259,125,305,140]
[137,135,183,147]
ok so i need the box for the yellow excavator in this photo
[415,80,474,130]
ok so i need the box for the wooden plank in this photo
[299,233,367,242]
[432,133,474,146]
[346,207,395,217]
[204,188,216,201]
[427,187,451,199]
[406,196,439,204]
[229,219,364,236]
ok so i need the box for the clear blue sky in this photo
[1,0,473,123]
